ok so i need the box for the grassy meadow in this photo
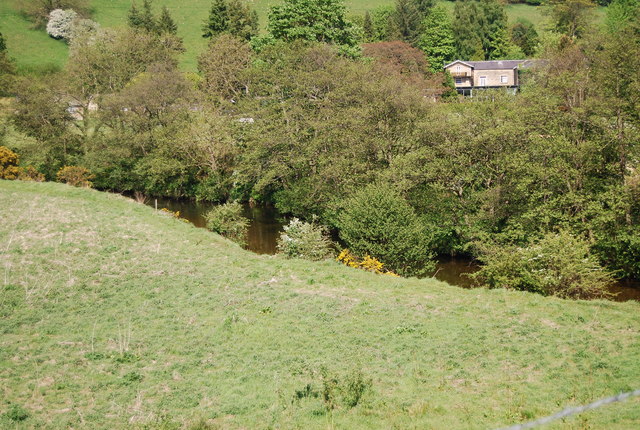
[0,180,639,428]
[0,0,601,72]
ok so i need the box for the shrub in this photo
[4,404,29,422]
[336,249,398,276]
[46,9,78,40]
[205,202,249,246]
[18,166,45,182]
[277,217,334,260]
[471,231,614,300]
[0,146,20,180]
[56,165,94,187]
[336,184,435,276]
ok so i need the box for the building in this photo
[444,60,537,96]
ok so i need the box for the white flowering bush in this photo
[277,218,333,260]
[46,9,78,40]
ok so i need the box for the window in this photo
[455,78,463,84]
[500,75,508,84]
[456,65,461,72]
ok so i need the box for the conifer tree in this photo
[127,2,144,29]
[140,0,157,33]
[157,6,178,35]
[510,19,538,57]
[394,0,422,44]
[363,11,374,42]
[227,0,259,40]
[452,0,484,59]
[418,5,455,72]
[452,0,508,60]
[203,0,229,38]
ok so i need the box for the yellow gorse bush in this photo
[337,249,399,276]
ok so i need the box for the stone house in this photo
[444,59,537,96]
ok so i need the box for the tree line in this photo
[1,0,639,295]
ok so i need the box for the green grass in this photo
[1,0,587,72]
[0,1,68,73]
[1,180,639,429]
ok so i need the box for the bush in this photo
[56,165,94,187]
[46,9,78,40]
[336,249,398,276]
[0,146,20,179]
[18,166,45,182]
[4,404,29,422]
[472,231,614,300]
[205,202,249,246]
[336,184,435,276]
[277,218,333,260]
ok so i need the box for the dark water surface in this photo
[145,197,640,302]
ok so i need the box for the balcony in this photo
[450,71,471,77]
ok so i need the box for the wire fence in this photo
[496,389,640,430]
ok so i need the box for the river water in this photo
[146,197,640,302]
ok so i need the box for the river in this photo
[146,197,640,302]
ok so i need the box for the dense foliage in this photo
[337,184,435,276]
[205,201,249,245]
[202,0,258,41]
[472,231,614,299]
[267,0,359,53]
[2,0,640,288]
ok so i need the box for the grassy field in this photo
[0,180,639,429]
[0,0,600,72]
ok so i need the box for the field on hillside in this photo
[0,180,639,429]
[0,0,598,72]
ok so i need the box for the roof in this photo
[444,59,539,70]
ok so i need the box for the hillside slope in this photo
[0,181,639,429]
[0,0,581,72]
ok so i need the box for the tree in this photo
[227,0,259,40]
[337,183,435,276]
[452,0,508,60]
[362,41,429,76]
[139,0,157,33]
[549,0,595,39]
[157,6,178,35]
[198,34,252,100]
[418,5,455,72]
[452,0,485,60]
[371,6,397,42]
[268,0,359,49]
[202,0,229,38]
[605,0,640,33]
[127,2,143,29]
[0,32,6,53]
[203,0,257,40]
[362,11,374,42]
[393,0,422,44]
[510,19,539,57]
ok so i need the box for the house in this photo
[444,60,537,96]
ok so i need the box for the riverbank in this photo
[145,195,640,302]
[1,181,639,428]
